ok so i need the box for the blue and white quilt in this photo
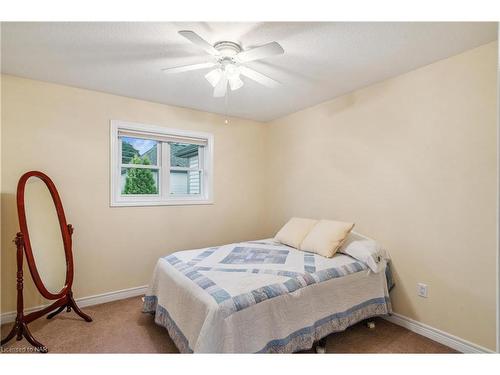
[143,237,392,353]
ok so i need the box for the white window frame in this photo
[110,120,214,207]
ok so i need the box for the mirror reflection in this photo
[24,176,67,293]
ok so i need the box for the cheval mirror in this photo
[1,171,92,353]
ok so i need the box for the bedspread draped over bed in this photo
[143,239,392,353]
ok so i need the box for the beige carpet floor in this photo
[1,296,457,353]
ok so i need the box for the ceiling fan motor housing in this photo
[214,41,242,58]
[213,41,242,83]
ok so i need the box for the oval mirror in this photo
[19,173,72,298]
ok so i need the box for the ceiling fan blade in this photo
[239,66,280,88]
[161,62,216,74]
[213,76,228,97]
[235,42,284,63]
[178,30,220,56]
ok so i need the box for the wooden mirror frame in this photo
[18,171,73,299]
[0,171,92,353]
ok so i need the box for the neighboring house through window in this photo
[110,120,213,206]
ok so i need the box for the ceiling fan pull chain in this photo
[224,91,230,125]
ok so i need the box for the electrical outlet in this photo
[417,283,428,298]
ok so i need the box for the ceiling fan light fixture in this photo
[228,74,244,91]
[205,68,223,87]
[224,63,239,77]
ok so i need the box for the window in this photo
[110,121,213,206]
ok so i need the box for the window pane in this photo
[170,143,199,168]
[121,167,159,195]
[121,137,158,166]
[170,170,201,195]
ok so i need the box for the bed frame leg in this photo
[314,337,327,353]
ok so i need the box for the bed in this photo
[143,232,393,353]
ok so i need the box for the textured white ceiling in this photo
[1,22,497,122]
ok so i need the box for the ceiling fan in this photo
[162,30,285,98]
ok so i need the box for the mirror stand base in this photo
[47,292,93,322]
[1,231,92,353]
[1,317,48,353]
[1,292,92,353]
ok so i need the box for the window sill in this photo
[110,199,214,207]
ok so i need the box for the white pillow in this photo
[340,235,389,273]
[274,217,318,249]
[300,220,355,258]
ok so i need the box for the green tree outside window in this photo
[124,155,157,194]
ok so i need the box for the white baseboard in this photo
[0,285,148,325]
[2,287,495,354]
[383,313,495,354]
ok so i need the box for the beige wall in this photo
[1,75,268,312]
[1,41,497,351]
[265,42,498,350]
